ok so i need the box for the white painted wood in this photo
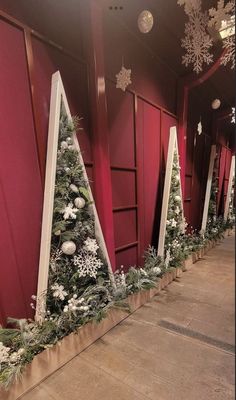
[200,145,217,233]
[157,126,185,257]
[36,71,114,321]
[224,155,235,220]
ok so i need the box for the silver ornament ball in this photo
[61,241,76,255]
[74,197,86,209]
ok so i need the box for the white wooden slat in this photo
[200,145,216,233]
[224,155,235,221]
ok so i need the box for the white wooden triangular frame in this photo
[200,145,216,233]
[224,155,235,221]
[36,71,114,320]
[157,126,185,257]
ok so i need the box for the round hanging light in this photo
[211,99,221,109]
[137,10,154,33]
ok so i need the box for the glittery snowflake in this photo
[179,0,213,73]
[208,0,234,30]
[197,119,203,135]
[61,202,78,220]
[50,249,63,272]
[73,252,103,278]
[221,34,235,69]
[83,238,99,254]
[51,283,68,301]
[232,107,235,123]
[116,66,132,91]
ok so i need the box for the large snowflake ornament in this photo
[208,0,234,30]
[221,34,235,69]
[73,252,103,278]
[179,0,214,73]
[116,65,132,91]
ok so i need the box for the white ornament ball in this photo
[74,197,86,209]
[60,141,68,150]
[175,195,181,202]
[61,241,76,255]
[138,10,154,33]
[70,184,79,193]
[211,99,221,110]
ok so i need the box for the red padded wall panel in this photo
[113,211,137,249]
[32,37,92,170]
[111,170,136,208]
[106,81,135,168]
[115,247,138,271]
[136,99,161,253]
[0,20,42,323]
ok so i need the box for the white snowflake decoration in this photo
[171,218,178,228]
[221,34,235,69]
[83,238,99,254]
[116,66,132,91]
[208,0,234,30]
[175,206,181,215]
[197,119,203,135]
[73,252,103,278]
[179,0,213,73]
[61,202,78,220]
[232,107,235,123]
[51,283,68,301]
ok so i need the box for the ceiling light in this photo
[137,10,154,33]
[211,99,221,110]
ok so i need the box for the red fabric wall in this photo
[0,20,43,323]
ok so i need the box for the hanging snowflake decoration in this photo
[116,65,132,91]
[178,0,214,73]
[231,107,235,123]
[73,252,103,278]
[83,237,99,254]
[208,0,234,30]
[221,34,235,69]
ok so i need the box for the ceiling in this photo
[0,0,234,108]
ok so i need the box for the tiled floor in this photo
[20,234,235,400]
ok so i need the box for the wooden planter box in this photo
[184,255,193,270]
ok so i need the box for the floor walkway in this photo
[22,234,235,400]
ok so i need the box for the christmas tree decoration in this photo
[178,0,213,74]
[231,107,235,123]
[116,65,132,91]
[208,0,234,30]
[221,34,235,69]
[137,10,154,33]
[201,145,217,233]
[158,127,186,267]
[36,71,115,322]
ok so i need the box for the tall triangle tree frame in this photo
[36,71,114,321]
[157,126,185,257]
[200,145,216,233]
[224,155,235,221]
